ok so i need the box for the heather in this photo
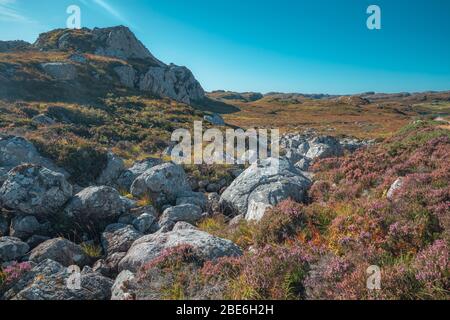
[172,121,449,300]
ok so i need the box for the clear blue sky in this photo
[1,0,449,94]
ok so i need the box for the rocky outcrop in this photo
[139,64,205,105]
[33,26,205,104]
[219,158,311,219]
[119,228,242,272]
[114,65,136,88]
[41,62,77,81]
[29,238,90,267]
[0,236,29,262]
[4,259,113,300]
[0,165,73,217]
[131,163,191,208]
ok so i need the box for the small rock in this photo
[159,204,203,230]
[96,152,125,186]
[132,213,158,234]
[387,177,405,200]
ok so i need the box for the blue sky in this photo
[0,0,449,94]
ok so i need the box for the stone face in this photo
[131,163,191,208]
[117,158,162,191]
[64,186,127,224]
[387,177,405,200]
[29,238,90,267]
[41,62,77,81]
[96,152,125,186]
[139,64,205,105]
[219,158,311,218]
[4,259,113,300]
[0,135,69,179]
[114,65,136,88]
[159,204,203,230]
[0,236,29,262]
[119,228,242,272]
[0,165,73,217]
[101,224,142,255]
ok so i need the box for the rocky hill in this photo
[0,26,205,105]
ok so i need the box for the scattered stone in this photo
[132,213,158,234]
[31,114,55,126]
[117,158,162,191]
[93,252,127,278]
[4,259,113,300]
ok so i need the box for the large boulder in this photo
[29,238,90,267]
[0,236,29,262]
[96,152,125,186]
[0,135,68,180]
[41,62,77,81]
[159,204,203,230]
[116,158,162,191]
[139,64,205,105]
[64,186,128,225]
[131,163,191,208]
[101,224,142,255]
[4,259,113,300]
[119,228,242,272]
[0,165,73,217]
[219,158,311,218]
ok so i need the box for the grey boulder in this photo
[219,157,311,218]
[159,204,203,230]
[119,228,242,272]
[131,162,191,207]
[117,157,162,191]
[0,236,29,262]
[0,165,73,217]
[29,238,90,267]
[96,152,125,186]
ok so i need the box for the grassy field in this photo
[209,92,450,139]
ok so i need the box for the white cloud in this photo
[0,0,32,23]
